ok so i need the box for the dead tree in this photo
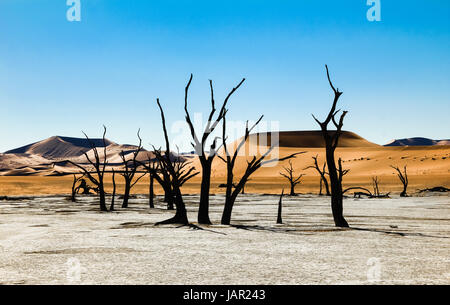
[219,114,303,225]
[337,157,349,184]
[71,174,85,202]
[160,161,175,210]
[110,169,116,211]
[66,126,109,211]
[137,158,165,209]
[120,130,146,208]
[146,159,158,209]
[344,173,379,198]
[372,176,380,197]
[342,170,389,198]
[280,160,304,196]
[344,186,390,199]
[139,153,197,210]
[277,190,284,224]
[149,171,155,208]
[138,157,172,210]
[184,74,245,224]
[391,165,408,197]
[312,65,349,227]
[153,98,199,225]
[368,176,390,198]
[418,186,450,193]
[218,182,245,194]
[173,152,199,189]
[74,178,94,195]
[304,155,330,196]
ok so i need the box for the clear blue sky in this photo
[1,0,449,152]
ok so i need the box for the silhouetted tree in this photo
[305,155,330,196]
[173,152,199,189]
[139,152,197,210]
[149,172,155,208]
[219,114,303,225]
[366,176,390,198]
[184,74,245,224]
[372,176,380,197]
[120,130,146,208]
[110,169,116,211]
[160,161,175,210]
[145,159,158,209]
[337,157,349,185]
[280,160,304,195]
[312,65,349,227]
[154,98,199,225]
[71,174,85,202]
[343,176,390,198]
[73,178,94,195]
[277,190,284,224]
[66,126,109,211]
[391,165,408,197]
[418,186,450,193]
[340,161,390,198]
[137,158,166,209]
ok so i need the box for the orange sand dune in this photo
[248,130,380,148]
[1,145,448,196]
[5,136,115,159]
[0,131,449,196]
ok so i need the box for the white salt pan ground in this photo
[0,194,449,284]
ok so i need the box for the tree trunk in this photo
[99,184,107,212]
[71,187,77,202]
[163,185,175,210]
[164,188,169,202]
[149,174,154,208]
[166,191,174,210]
[221,198,234,225]
[155,187,189,225]
[325,147,348,227]
[220,165,235,225]
[122,179,131,208]
[221,191,239,225]
[277,192,283,224]
[290,184,295,196]
[110,172,116,211]
[400,187,407,197]
[198,161,212,224]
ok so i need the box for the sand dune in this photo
[70,144,152,164]
[0,131,449,195]
[248,130,380,148]
[72,145,184,166]
[0,153,50,172]
[5,136,115,159]
[198,134,450,195]
[1,137,160,176]
[437,140,450,145]
[385,137,450,147]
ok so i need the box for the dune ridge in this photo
[248,130,380,148]
[0,132,449,187]
[385,137,450,147]
[5,136,115,159]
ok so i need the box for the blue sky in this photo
[0,0,449,152]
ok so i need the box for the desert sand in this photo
[0,131,449,197]
[0,131,449,285]
[0,144,448,196]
